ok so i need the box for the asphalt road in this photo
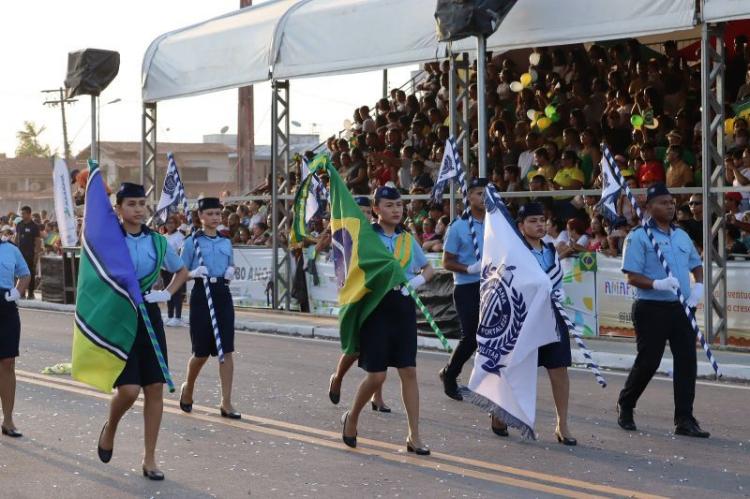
[1,309,748,498]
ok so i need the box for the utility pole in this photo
[237,0,255,195]
[42,87,77,162]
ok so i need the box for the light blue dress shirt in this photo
[181,233,234,278]
[530,242,561,291]
[621,221,702,301]
[443,216,485,285]
[373,224,428,281]
[0,242,30,289]
[124,229,184,280]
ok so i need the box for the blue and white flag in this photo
[301,157,327,223]
[154,153,189,223]
[430,138,461,205]
[596,148,622,224]
[464,184,558,439]
[52,157,78,247]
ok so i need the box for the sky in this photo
[0,0,416,158]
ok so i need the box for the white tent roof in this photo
[704,0,750,22]
[142,0,698,103]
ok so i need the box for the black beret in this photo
[468,177,489,190]
[197,197,223,211]
[116,182,146,202]
[517,202,545,221]
[646,182,671,204]
[354,196,371,208]
[374,186,401,202]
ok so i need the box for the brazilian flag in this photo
[733,98,750,120]
[294,155,406,354]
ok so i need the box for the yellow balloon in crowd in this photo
[520,72,532,87]
[537,116,552,130]
[724,117,735,135]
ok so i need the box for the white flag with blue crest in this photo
[464,184,558,439]
[430,138,461,205]
[154,153,189,223]
[596,148,622,224]
[301,157,327,223]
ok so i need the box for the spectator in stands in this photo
[587,215,610,252]
[423,215,448,253]
[251,222,270,247]
[665,145,694,189]
[726,226,748,259]
[526,147,557,185]
[543,216,569,250]
[410,160,433,190]
[517,131,541,181]
[233,226,251,245]
[503,165,522,192]
[553,150,585,191]
[637,142,665,186]
[558,218,590,258]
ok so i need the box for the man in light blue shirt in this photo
[439,178,487,401]
[617,183,708,439]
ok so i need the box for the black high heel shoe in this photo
[406,439,430,456]
[341,411,357,448]
[220,407,241,419]
[328,374,340,405]
[555,430,577,446]
[179,383,193,413]
[1,426,22,438]
[97,421,112,463]
[142,467,165,481]
[370,401,391,413]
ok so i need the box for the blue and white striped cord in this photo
[451,137,481,262]
[192,231,225,363]
[138,303,176,392]
[601,146,721,377]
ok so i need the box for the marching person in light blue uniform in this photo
[179,197,240,420]
[97,182,189,481]
[0,224,31,438]
[439,177,487,403]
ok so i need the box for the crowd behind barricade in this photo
[289,38,750,260]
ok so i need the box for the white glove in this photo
[686,283,704,308]
[652,276,680,294]
[466,261,481,275]
[144,289,171,303]
[224,266,235,281]
[189,266,209,279]
[4,288,21,302]
[552,288,566,303]
[401,275,427,296]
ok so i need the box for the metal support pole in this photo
[140,102,158,213]
[700,22,727,345]
[448,51,471,220]
[382,69,388,99]
[270,80,291,310]
[476,36,488,179]
[90,96,98,162]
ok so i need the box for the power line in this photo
[42,87,77,161]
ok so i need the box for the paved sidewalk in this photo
[19,299,750,382]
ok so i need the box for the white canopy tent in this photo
[142,0,697,103]
[704,0,750,22]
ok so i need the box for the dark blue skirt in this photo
[537,306,572,369]
[189,279,235,358]
[0,289,20,359]
[358,290,417,372]
[114,302,167,387]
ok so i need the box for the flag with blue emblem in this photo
[430,137,461,205]
[596,148,622,224]
[154,152,189,223]
[462,184,558,439]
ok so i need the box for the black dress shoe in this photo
[674,417,710,438]
[142,467,165,481]
[341,411,357,448]
[97,422,112,463]
[1,426,22,438]
[179,383,193,413]
[406,440,430,456]
[438,367,463,401]
[328,374,340,405]
[617,403,637,431]
[555,430,577,446]
[220,407,241,419]
[370,401,392,413]
[490,415,509,437]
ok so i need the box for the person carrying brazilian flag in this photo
[293,155,434,456]
[71,160,188,481]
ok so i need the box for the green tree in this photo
[15,121,52,158]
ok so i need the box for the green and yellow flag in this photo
[294,155,406,354]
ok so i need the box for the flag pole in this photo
[600,146,721,377]
[403,282,452,353]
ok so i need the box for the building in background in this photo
[0,155,60,214]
